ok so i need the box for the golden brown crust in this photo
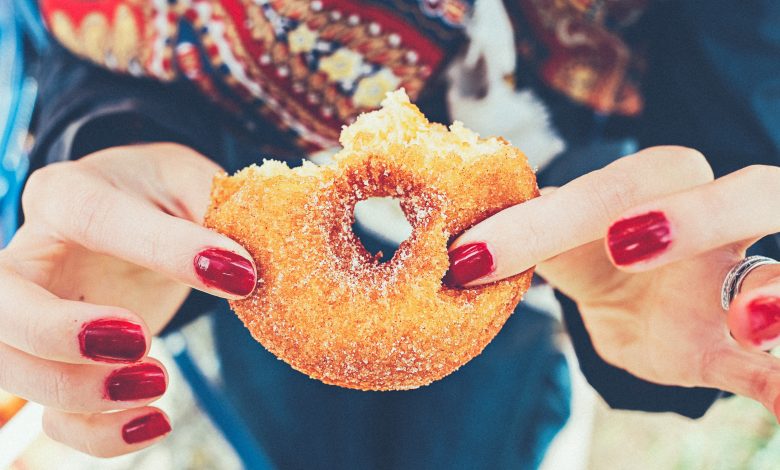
[205,91,538,390]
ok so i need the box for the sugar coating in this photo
[204,89,538,390]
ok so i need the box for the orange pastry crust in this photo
[205,90,538,390]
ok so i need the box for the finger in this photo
[43,407,172,457]
[446,146,714,286]
[727,268,780,350]
[24,163,257,299]
[0,267,149,364]
[701,345,780,420]
[0,343,167,413]
[536,239,620,301]
[81,143,222,224]
[605,165,780,270]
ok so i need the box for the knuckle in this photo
[43,411,111,458]
[675,148,714,183]
[658,145,706,162]
[22,162,99,228]
[144,227,168,264]
[21,312,47,358]
[634,146,714,185]
[83,435,109,458]
[584,166,638,220]
[748,368,772,400]
[740,165,780,190]
[22,163,69,213]
[45,367,76,410]
[68,184,112,245]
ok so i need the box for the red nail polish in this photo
[607,211,672,266]
[79,319,145,363]
[747,296,780,347]
[106,364,166,401]
[194,248,256,296]
[444,242,495,287]
[122,412,171,444]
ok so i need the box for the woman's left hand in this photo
[447,146,780,420]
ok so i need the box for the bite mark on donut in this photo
[204,90,539,390]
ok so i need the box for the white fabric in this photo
[447,0,564,170]
[312,0,565,246]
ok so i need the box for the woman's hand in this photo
[0,143,257,456]
[447,146,780,420]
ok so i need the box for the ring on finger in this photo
[721,255,780,311]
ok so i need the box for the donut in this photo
[205,90,538,390]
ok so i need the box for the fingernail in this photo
[746,296,780,348]
[106,364,166,401]
[122,412,172,444]
[607,211,671,266]
[194,248,256,296]
[444,242,495,287]
[79,319,146,363]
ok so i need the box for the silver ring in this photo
[721,255,780,311]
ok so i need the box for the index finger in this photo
[23,163,257,299]
[446,147,714,286]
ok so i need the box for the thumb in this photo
[84,142,224,224]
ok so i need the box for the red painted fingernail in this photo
[607,211,672,266]
[444,242,495,287]
[122,412,172,444]
[79,319,145,363]
[746,296,780,347]
[194,248,256,296]
[106,364,166,401]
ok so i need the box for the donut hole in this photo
[352,197,413,263]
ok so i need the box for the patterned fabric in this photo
[39,0,473,151]
[39,0,651,149]
[503,0,648,116]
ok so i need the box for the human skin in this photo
[0,143,256,457]
[448,146,780,422]
[3,143,778,456]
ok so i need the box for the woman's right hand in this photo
[0,143,257,457]
[447,147,780,420]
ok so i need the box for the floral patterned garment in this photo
[503,0,648,116]
[39,0,472,152]
[38,0,647,152]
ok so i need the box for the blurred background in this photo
[2,1,780,469]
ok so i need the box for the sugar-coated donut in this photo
[205,90,538,390]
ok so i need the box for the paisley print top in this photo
[39,0,647,152]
